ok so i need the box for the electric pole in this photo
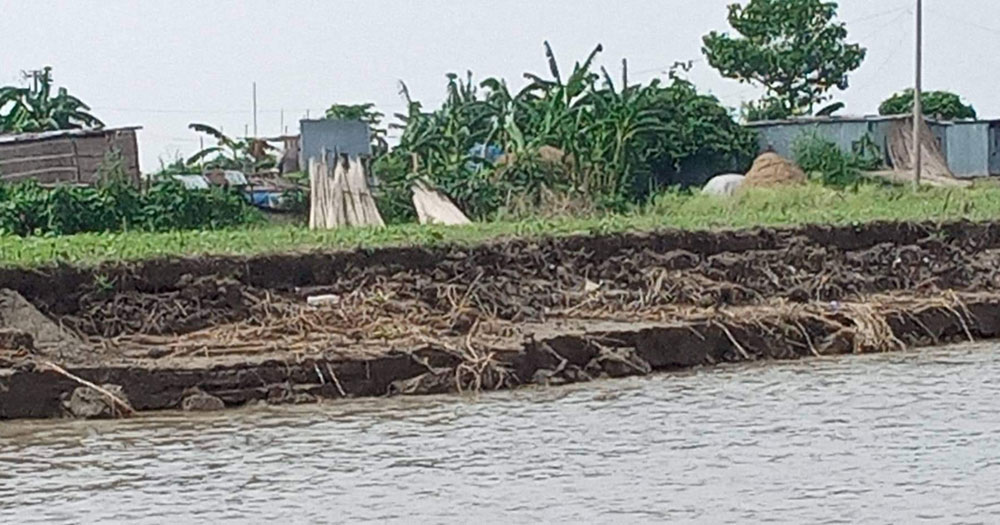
[21,69,45,91]
[252,81,258,137]
[912,0,923,189]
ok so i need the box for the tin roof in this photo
[744,115,950,127]
[0,126,142,145]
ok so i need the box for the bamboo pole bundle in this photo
[309,154,384,230]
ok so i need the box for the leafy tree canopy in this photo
[703,0,866,120]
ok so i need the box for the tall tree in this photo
[702,0,866,119]
[0,67,104,133]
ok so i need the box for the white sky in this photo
[1,0,997,172]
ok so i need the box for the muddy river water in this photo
[3,344,1000,524]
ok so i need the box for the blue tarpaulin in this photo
[466,143,503,172]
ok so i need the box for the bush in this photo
[792,132,881,188]
[741,97,790,122]
[879,89,976,120]
[0,174,260,237]
[384,44,758,221]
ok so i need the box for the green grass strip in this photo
[3,183,1000,268]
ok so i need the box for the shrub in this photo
[0,155,260,237]
[879,89,977,120]
[383,43,758,220]
[793,132,881,188]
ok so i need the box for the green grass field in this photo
[3,183,1000,268]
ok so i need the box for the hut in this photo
[0,127,141,186]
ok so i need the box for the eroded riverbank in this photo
[3,220,1000,419]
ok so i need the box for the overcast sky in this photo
[1,0,997,171]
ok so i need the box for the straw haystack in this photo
[743,152,807,188]
[495,145,574,170]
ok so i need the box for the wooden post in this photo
[70,138,81,183]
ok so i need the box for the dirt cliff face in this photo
[3,220,1000,419]
[2,220,996,342]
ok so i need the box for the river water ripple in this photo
[3,344,1000,524]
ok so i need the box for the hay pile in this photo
[495,145,575,170]
[743,152,807,188]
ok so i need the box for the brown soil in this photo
[3,220,1000,419]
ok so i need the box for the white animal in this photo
[701,174,745,197]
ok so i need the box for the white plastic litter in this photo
[306,294,341,307]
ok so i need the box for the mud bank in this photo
[3,220,1000,419]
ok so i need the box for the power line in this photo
[631,58,705,78]
[629,5,910,85]
[92,107,309,115]
[927,7,1000,37]
[852,7,912,44]
[850,8,912,87]
[848,4,911,26]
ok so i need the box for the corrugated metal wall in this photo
[752,119,963,175]
[754,120,873,162]
[946,122,990,177]
[299,120,371,168]
[990,125,1000,176]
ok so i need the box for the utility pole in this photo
[252,81,258,137]
[21,69,45,91]
[912,0,923,189]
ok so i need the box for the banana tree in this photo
[382,42,757,219]
[0,67,104,134]
[186,123,276,173]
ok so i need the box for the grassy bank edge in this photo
[3,183,1000,268]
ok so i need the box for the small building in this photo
[299,119,371,168]
[746,115,950,171]
[0,127,141,186]
[944,119,1000,177]
[259,134,301,175]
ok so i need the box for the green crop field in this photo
[3,183,1000,268]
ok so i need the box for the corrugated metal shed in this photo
[746,116,950,173]
[299,120,371,168]
[946,119,1000,177]
[991,126,1000,175]
[0,126,141,185]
